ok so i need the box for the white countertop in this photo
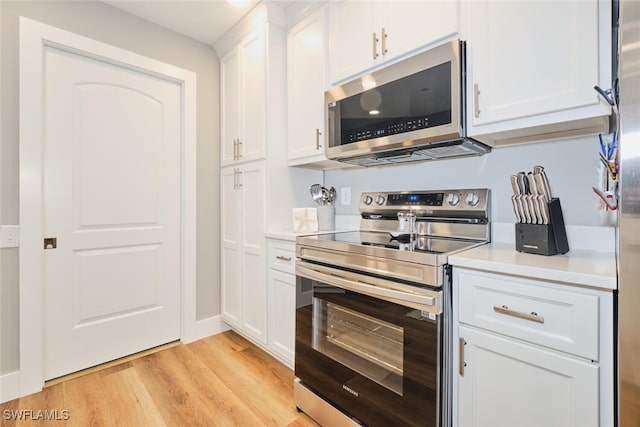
[266,215,360,242]
[449,242,617,290]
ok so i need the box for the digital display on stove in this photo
[387,193,444,206]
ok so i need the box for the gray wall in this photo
[0,1,220,374]
[326,135,613,227]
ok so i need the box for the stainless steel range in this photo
[294,189,490,427]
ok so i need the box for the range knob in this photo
[375,195,386,205]
[363,195,373,205]
[465,192,481,206]
[446,193,460,206]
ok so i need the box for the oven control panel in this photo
[360,189,490,216]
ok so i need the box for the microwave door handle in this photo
[296,264,437,311]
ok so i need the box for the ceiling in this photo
[103,0,294,46]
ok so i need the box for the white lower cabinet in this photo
[267,239,296,368]
[454,268,614,427]
[458,325,599,427]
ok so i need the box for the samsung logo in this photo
[342,384,359,397]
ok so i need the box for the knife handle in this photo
[537,195,550,224]
[512,195,522,223]
[540,171,552,200]
[511,175,521,195]
[517,195,531,224]
[534,173,550,202]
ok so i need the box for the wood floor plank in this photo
[100,366,166,427]
[189,333,306,427]
[0,331,317,427]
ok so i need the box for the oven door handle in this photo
[296,262,440,313]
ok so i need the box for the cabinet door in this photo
[240,162,267,343]
[220,28,266,166]
[458,326,599,427]
[239,28,267,163]
[383,1,457,60]
[329,0,376,84]
[288,5,328,162]
[220,50,241,166]
[220,167,242,327]
[268,269,296,367]
[467,0,609,129]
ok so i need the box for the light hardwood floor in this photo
[0,331,318,427]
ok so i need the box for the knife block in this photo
[515,198,569,256]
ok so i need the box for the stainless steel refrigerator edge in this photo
[618,1,640,424]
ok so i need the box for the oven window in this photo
[312,297,404,396]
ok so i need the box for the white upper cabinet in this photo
[465,0,612,145]
[287,5,330,165]
[328,0,458,85]
[220,27,267,166]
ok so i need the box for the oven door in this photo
[295,260,444,427]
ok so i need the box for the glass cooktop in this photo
[298,231,485,266]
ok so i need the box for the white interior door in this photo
[42,45,182,380]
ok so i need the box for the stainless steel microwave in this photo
[325,40,490,167]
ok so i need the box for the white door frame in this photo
[18,17,197,397]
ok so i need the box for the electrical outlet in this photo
[341,187,351,206]
[0,225,20,248]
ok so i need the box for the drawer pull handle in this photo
[493,305,544,324]
[276,256,292,262]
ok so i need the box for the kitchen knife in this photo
[527,173,541,224]
[532,173,551,222]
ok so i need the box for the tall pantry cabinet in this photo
[216,3,321,349]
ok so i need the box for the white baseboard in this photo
[0,370,21,404]
[182,314,230,344]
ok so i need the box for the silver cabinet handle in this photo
[232,139,237,160]
[237,139,242,159]
[473,83,481,118]
[233,168,238,189]
[276,255,292,262]
[315,128,322,150]
[381,27,388,55]
[493,305,544,324]
[372,32,379,59]
[459,337,467,376]
[237,169,242,188]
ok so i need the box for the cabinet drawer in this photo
[457,269,599,360]
[268,240,295,274]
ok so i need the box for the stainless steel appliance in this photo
[294,189,490,427]
[617,1,640,424]
[324,40,490,167]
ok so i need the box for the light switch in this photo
[341,187,351,206]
